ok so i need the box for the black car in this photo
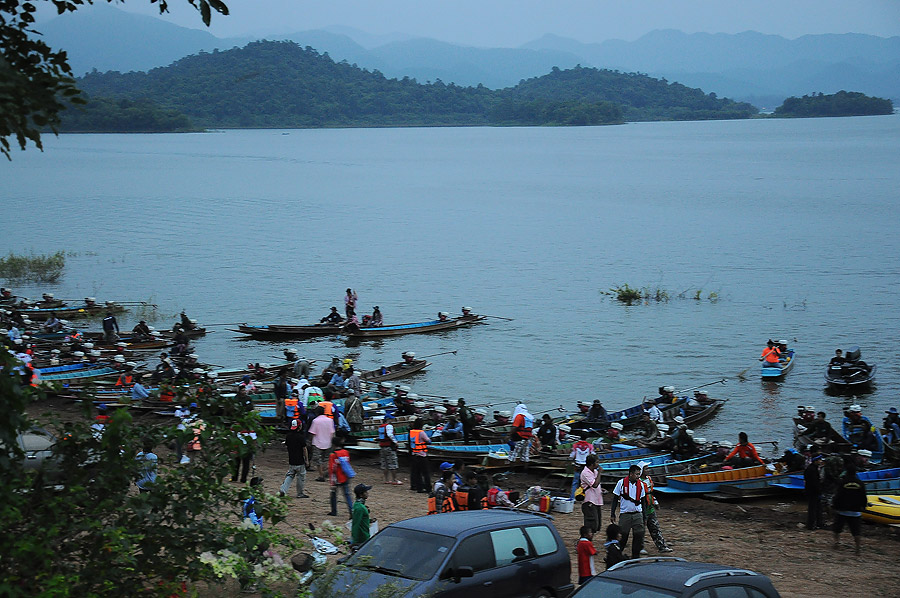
[312,510,573,598]
[573,557,782,598]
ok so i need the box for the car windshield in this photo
[346,527,455,581]
[579,578,679,598]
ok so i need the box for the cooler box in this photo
[551,497,574,513]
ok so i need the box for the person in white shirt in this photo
[610,464,646,559]
[644,400,663,422]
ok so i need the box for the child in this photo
[351,483,373,548]
[576,525,598,585]
[327,438,355,517]
[604,523,626,569]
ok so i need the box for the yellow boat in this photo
[862,495,900,525]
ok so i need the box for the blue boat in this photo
[761,348,795,378]
[39,366,120,381]
[657,465,792,495]
[771,467,900,491]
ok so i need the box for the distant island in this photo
[774,91,894,118]
[59,40,757,133]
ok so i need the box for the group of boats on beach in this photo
[3,288,898,526]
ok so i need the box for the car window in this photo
[346,527,454,580]
[578,578,678,597]
[450,533,495,572]
[746,589,770,598]
[690,591,713,598]
[489,528,532,566]
[525,525,558,556]
[710,587,751,598]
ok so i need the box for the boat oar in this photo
[418,350,457,359]
[483,315,514,321]
[203,322,246,327]
[675,378,727,394]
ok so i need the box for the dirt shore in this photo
[251,444,900,598]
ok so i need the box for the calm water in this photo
[3,115,900,454]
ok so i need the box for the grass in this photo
[603,284,721,305]
[0,251,66,283]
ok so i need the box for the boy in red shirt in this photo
[576,525,598,585]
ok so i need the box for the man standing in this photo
[570,438,596,499]
[408,418,432,493]
[308,406,335,482]
[102,311,120,342]
[351,484,374,548]
[804,447,825,530]
[639,461,673,553]
[580,454,603,534]
[610,464,646,560]
[507,403,535,464]
[832,462,867,555]
[344,288,358,319]
[273,370,289,420]
[279,419,309,498]
[378,412,402,485]
[344,389,364,433]
[457,398,475,443]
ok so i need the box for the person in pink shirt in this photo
[308,405,335,482]
[580,454,603,533]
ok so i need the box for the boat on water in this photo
[12,299,127,320]
[761,347,795,378]
[656,464,795,496]
[825,346,876,389]
[863,495,900,525]
[568,398,688,435]
[342,312,486,339]
[38,365,121,382]
[359,358,430,383]
[233,323,344,339]
[771,467,900,492]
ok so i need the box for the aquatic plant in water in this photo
[0,251,66,283]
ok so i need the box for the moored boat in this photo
[232,323,344,338]
[862,495,900,525]
[359,358,430,383]
[342,312,486,339]
[825,346,876,389]
[657,464,794,495]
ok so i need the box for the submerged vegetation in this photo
[0,251,66,283]
[605,284,720,305]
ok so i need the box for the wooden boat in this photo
[825,346,876,389]
[656,465,794,495]
[761,348,795,378]
[232,323,344,338]
[771,468,900,492]
[568,398,688,435]
[14,302,127,320]
[342,314,486,338]
[359,359,430,383]
[862,496,900,525]
[38,365,121,382]
[597,452,718,479]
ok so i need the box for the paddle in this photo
[675,378,727,394]
[418,350,457,359]
[483,315,514,321]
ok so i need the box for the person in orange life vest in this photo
[408,418,432,493]
[378,412,402,485]
[724,431,765,468]
[327,438,354,517]
[760,340,781,365]
[428,470,457,514]
[454,470,483,511]
[508,403,535,463]
[115,364,135,387]
[576,525,599,585]
[610,464,645,559]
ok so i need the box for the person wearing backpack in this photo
[327,438,355,517]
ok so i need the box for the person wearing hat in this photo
[507,403,536,464]
[351,483,374,547]
[279,418,310,498]
[724,432,765,468]
[320,306,343,324]
[371,306,383,327]
[882,407,900,444]
[586,400,608,424]
[378,412,403,485]
[842,405,878,452]
[610,464,646,559]
[644,400,662,423]
[638,461,673,553]
[131,320,152,340]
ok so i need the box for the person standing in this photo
[639,461,673,553]
[273,370,289,420]
[308,405,335,482]
[580,454,603,534]
[378,412,402,485]
[279,419,309,498]
[610,464,646,560]
[327,438,355,517]
[576,526,598,585]
[135,439,158,493]
[804,447,825,530]
[102,311,120,342]
[408,418,432,493]
[507,403,535,464]
[351,484,374,548]
[344,288,358,319]
[344,389,364,432]
[457,398,475,443]
[570,438,596,499]
[832,462,866,555]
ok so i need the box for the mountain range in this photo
[37,4,900,109]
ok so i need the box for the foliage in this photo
[774,91,894,118]
[0,250,66,283]
[57,96,196,133]
[607,284,643,305]
[0,0,228,159]
[73,41,757,131]
[0,346,297,597]
[603,284,722,305]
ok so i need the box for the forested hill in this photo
[71,40,757,131]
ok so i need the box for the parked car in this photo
[572,557,782,598]
[312,509,573,598]
[12,427,64,483]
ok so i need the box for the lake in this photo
[3,115,899,454]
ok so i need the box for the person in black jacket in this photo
[832,462,867,554]
[279,419,309,498]
[803,449,825,530]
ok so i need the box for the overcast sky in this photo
[44,0,900,46]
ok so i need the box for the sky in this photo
[84,0,900,46]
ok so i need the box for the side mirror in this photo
[455,566,474,582]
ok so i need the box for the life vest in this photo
[285,397,300,419]
[159,388,175,402]
[762,347,781,364]
[115,373,133,387]
[621,477,644,504]
[486,487,505,507]
[409,429,428,456]
[513,414,534,439]
[453,489,470,511]
[320,400,334,419]
[378,423,394,448]
[427,488,457,514]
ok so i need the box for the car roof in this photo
[600,558,771,590]
[389,510,554,536]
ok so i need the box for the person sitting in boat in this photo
[633,412,658,441]
[442,416,464,442]
[371,306,383,327]
[776,340,790,359]
[576,401,591,415]
[0,288,11,300]
[586,399,608,423]
[43,313,64,333]
[605,421,624,441]
[401,351,417,366]
[774,448,806,472]
[760,340,781,367]
[692,389,715,405]
[724,432,765,468]
[437,311,450,322]
[656,386,677,404]
[152,360,177,383]
[180,311,195,331]
[239,374,259,394]
[132,320,152,340]
[394,392,415,416]
[321,307,343,324]
[493,410,511,426]
[829,349,845,366]
[807,411,836,442]
[842,405,877,451]
[883,407,900,444]
[377,381,394,397]
[346,309,360,326]
[644,400,663,422]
